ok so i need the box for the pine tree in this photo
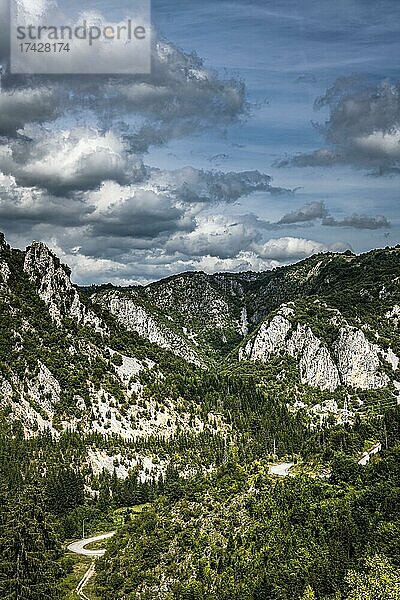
[44,465,85,515]
[300,585,316,600]
[0,485,63,600]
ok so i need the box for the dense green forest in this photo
[96,444,400,600]
[1,373,400,599]
[1,237,400,598]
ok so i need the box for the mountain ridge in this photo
[1,232,400,444]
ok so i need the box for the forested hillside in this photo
[1,232,400,598]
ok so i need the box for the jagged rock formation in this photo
[24,241,106,333]
[1,231,400,439]
[240,304,393,391]
[289,323,341,391]
[0,233,10,286]
[0,234,229,441]
[90,271,248,363]
[335,328,389,389]
[94,290,203,366]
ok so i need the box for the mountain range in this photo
[1,231,400,444]
[2,231,400,599]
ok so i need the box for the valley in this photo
[1,233,400,599]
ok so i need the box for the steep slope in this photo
[92,287,205,367]
[239,300,397,391]
[24,241,106,332]
[89,271,249,364]
[0,235,221,444]
[243,247,400,333]
[88,247,400,379]
[2,232,400,482]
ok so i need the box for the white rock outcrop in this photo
[240,306,389,391]
[239,307,249,336]
[288,324,340,391]
[26,361,61,416]
[87,450,168,483]
[0,373,57,437]
[239,314,291,362]
[97,292,202,366]
[334,327,389,389]
[0,260,10,285]
[24,242,105,333]
[386,305,400,326]
[0,234,10,285]
[383,347,399,371]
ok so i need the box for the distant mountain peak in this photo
[24,240,106,333]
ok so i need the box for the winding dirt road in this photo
[67,531,116,558]
[68,532,116,599]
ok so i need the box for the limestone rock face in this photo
[288,324,340,391]
[240,314,291,362]
[0,366,59,437]
[334,327,389,389]
[386,305,400,326]
[26,361,61,416]
[0,261,10,284]
[240,305,390,391]
[98,292,203,366]
[24,241,105,333]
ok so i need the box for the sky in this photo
[0,0,399,284]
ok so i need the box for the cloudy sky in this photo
[0,0,399,284]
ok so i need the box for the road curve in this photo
[67,532,116,557]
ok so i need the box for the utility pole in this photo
[343,397,349,425]
[223,439,228,465]
[82,519,85,540]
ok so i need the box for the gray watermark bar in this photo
[10,0,151,74]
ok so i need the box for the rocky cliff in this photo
[239,302,395,391]
[93,290,204,366]
[24,241,106,333]
[0,235,220,440]
[1,232,400,440]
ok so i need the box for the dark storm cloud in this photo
[279,201,328,224]
[322,214,391,230]
[104,41,246,151]
[0,0,361,285]
[0,175,193,243]
[278,149,341,168]
[0,19,249,193]
[278,77,400,174]
[0,167,279,254]
[276,200,391,230]
[0,87,64,137]
[170,169,276,204]
[0,0,271,274]
[86,187,194,239]
[0,36,246,150]
[0,174,89,230]
[0,129,145,195]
